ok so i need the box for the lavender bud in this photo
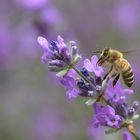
[132,101,139,112]
[88,90,98,97]
[72,54,81,64]
[48,65,62,72]
[48,60,64,67]
[70,41,76,46]
[115,103,128,118]
[77,79,96,97]
[41,55,47,63]
[127,107,135,118]
[50,41,58,51]
[95,76,102,85]
[70,41,78,58]
[80,67,89,77]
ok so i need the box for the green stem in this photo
[72,65,111,105]
[130,131,140,140]
[72,66,92,84]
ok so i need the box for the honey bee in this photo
[96,48,134,87]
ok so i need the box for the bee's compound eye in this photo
[103,52,107,56]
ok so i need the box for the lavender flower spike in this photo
[37,35,140,140]
[93,103,123,128]
[37,36,54,62]
[37,36,81,76]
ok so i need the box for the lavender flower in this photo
[37,36,81,75]
[58,69,80,100]
[14,0,46,10]
[92,103,123,128]
[104,80,139,120]
[105,80,134,102]
[84,55,104,77]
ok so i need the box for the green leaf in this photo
[133,114,139,120]
[105,124,126,135]
[85,98,96,106]
[56,68,69,77]
[72,55,81,65]
[105,128,118,134]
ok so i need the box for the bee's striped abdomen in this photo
[122,66,134,87]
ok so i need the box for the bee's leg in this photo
[103,65,113,80]
[113,74,120,87]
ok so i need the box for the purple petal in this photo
[57,35,67,52]
[59,76,76,89]
[57,35,64,43]
[91,55,104,77]
[84,59,94,72]
[93,103,102,114]
[37,36,49,51]
[101,105,115,115]
[58,69,77,89]
[123,131,132,140]
[66,88,79,99]
[91,55,98,67]
[41,53,47,63]
[67,69,77,78]
[92,113,107,128]
[123,89,134,94]
[92,119,100,128]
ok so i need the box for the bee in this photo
[96,48,134,87]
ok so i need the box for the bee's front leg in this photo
[103,65,113,80]
[113,74,120,87]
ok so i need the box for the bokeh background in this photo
[0,0,140,140]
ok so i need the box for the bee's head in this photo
[96,47,111,66]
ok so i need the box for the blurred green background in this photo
[0,0,140,140]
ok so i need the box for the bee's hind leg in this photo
[103,65,113,80]
[113,74,120,87]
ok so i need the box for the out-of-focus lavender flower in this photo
[84,55,104,77]
[123,131,132,140]
[93,103,123,128]
[41,6,63,24]
[112,1,140,34]
[14,0,46,10]
[0,22,14,69]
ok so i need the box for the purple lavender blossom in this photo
[104,79,139,119]
[37,36,81,71]
[93,103,123,128]
[38,36,55,63]
[58,69,80,100]
[112,1,139,34]
[105,80,134,103]
[14,0,46,10]
[84,55,104,77]
[123,131,132,140]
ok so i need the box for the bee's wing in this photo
[122,50,136,54]
[93,50,136,54]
